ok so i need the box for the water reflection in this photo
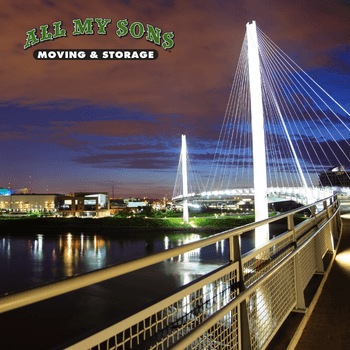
[32,234,43,262]
[0,232,233,295]
[216,240,225,255]
[57,234,107,276]
[166,234,201,263]
[248,285,276,349]
[1,238,11,260]
[160,234,230,288]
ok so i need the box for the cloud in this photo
[1,0,349,195]
[2,0,348,116]
[72,151,177,169]
[294,137,350,167]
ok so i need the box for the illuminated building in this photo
[56,192,110,217]
[0,188,12,196]
[0,194,57,212]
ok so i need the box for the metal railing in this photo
[0,195,341,350]
[173,186,340,205]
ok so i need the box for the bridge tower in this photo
[246,21,269,247]
[181,134,189,224]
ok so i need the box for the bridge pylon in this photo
[181,134,189,224]
[246,20,269,247]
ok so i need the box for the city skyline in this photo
[1,0,349,197]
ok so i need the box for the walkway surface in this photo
[294,216,350,350]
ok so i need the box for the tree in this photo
[143,204,153,217]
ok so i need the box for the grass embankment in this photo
[0,212,308,236]
[0,215,257,236]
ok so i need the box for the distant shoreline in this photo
[0,213,299,238]
[0,217,240,237]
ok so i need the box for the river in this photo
[0,231,256,295]
[0,229,275,349]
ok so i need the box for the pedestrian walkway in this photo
[293,216,350,349]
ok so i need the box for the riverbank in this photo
[0,216,255,236]
[0,214,306,237]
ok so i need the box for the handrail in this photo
[170,203,340,349]
[0,194,337,314]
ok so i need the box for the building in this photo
[110,198,127,215]
[0,188,12,196]
[319,166,350,187]
[56,192,110,217]
[0,194,57,213]
[123,198,148,213]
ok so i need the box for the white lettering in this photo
[37,51,47,59]
[78,51,86,58]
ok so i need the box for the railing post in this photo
[334,196,341,239]
[315,205,325,274]
[332,203,337,239]
[230,235,252,350]
[328,218,335,253]
[311,204,316,226]
[229,235,235,263]
[324,200,334,253]
[289,213,306,312]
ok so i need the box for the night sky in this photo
[1,0,349,198]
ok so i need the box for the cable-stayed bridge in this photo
[1,21,349,350]
[173,21,350,246]
[174,187,338,206]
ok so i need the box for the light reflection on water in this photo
[0,232,253,296]
[159,234,233,287]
